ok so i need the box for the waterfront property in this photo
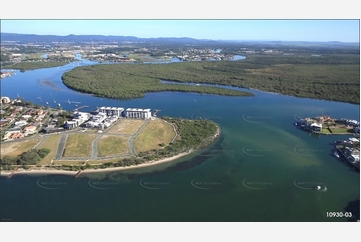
[125,108,152,119]
[64,111,91,129]
[335,138,360,170]
[98,106,124,117]
[296,115,359,135]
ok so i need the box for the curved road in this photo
[128,119,149,156]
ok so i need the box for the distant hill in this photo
[0,33,214,44]
[1,33,358,49]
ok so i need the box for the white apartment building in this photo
[99,106,124,117]
[125,108,151,119]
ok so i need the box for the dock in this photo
[7,166,20,178]
[74,170,82,178]
[153,109,161,116]
[73,105,89,112]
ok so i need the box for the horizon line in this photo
[1,32,360,44]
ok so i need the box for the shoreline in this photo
[0,151,193,177]
[1,119,221,178]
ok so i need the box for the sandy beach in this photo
[0,150,194,177]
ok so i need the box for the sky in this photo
[1,19,360,43]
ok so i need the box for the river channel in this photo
[0,54,359,222]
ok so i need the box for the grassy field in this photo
[321,129,332,135]
[97,135,129,157]
[107,119,145,135]
[133,118,176,153]
[63,133,98,157]
[329,127,355,134]
[0,138,41,158]
[52,160,85,165]
[321,127,355,135]
[37,134,62,165]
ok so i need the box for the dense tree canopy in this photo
[62,53,360,104]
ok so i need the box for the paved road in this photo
[163,119,178,143]
[91,133,105,160]
[128,119,149,156]
[55,134,68,160]
[34,135,50,149]
[89,119,122,160]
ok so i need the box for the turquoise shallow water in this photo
[0,59,359,222]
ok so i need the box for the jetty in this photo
[6,166,20,178]
[73,105,89,112]
[74,170,82,178]
[153,109,161,117]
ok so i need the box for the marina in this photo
[334,138,360,170]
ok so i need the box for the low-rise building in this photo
[24,125,37,133]
[11,132,23,139]
[14,120,28,127]
[21,115,32,120]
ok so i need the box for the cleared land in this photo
[37,134,62,165]
[86,158,121,164]
[133,118,176,153]
[97,135,129,157]
[107,119,145,135]
[52,160,85,165]
[63,133,98,157]
[0,138,41,158]
[0,117,220,171]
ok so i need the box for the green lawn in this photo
[97,135,129,157]
[63,133,98,157]
[133,119,176,153]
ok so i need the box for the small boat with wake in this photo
[315,185,327,192]
[334,151,340,158]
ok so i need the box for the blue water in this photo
[0,56,359,222]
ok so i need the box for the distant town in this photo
[1,33,303,75]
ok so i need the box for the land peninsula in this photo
[1,61,69,72]
[61,63,254,99]
[1,111,221,176]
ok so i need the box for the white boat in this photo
[334,151,340,158]
[315,185,327,191]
